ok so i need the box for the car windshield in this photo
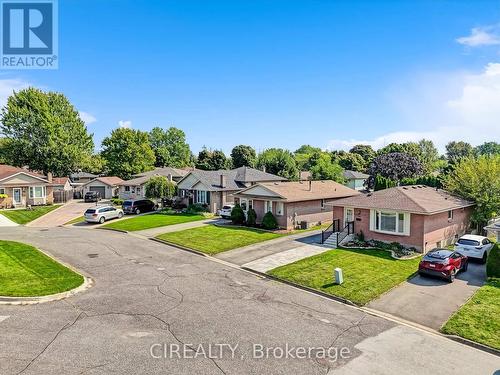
[457,239,480,246]
[222,206,232,209]
[424,250,452,261]
[123,201,133,206]
[85,209,96,214]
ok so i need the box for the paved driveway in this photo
[367,262,487,330]
[27,200,105,227]
[0,227,497,375]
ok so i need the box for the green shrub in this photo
[486,243,500,279]
[246,208,257,226]
[358,230,365,242]
[262,211,278,229]
[111,198,124,206]
[230,204,245,225]
[186,203,208,214]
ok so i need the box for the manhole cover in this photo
[87,253,99,258]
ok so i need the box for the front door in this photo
[13,188,22,205]
[345,208,354,225]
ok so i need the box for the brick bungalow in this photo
[177,166,285,213]
[330,185,475,252]
[0,164,54,208]
[234,180,360,230]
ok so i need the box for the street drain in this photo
[87,253,99,258]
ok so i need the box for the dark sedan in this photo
[122,199,157,215]
[418,248,468,282]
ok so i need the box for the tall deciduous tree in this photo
[0,87,94,175]
[474,141,500,156]
[257,148,298,180]
[294,145,323,170]
[445,141,474,165]
[331,151,366,172]
[149,126,192,168]
[145,175,176,204]
[445,155,500,228]
[310,153,345,182]
[367,152,423,189]
[195,148,229,170]
[417,139,439,174]
[349,144,376,165]
[230,145,256,168]
[101,128,155,179]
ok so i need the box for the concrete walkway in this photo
[367,262,486,330]
[241,242,330,272]
[133,218,227,237]
[0,213,18,227]
[28,200,100,227]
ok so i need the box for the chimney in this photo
[220,174,227,188]
[167,173,173,182]
[309,180,312,191]
[47,172,53,183]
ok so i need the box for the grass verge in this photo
[102,211,206,231]
[268,247,421,305]
[156,225,283,255]
[0,205,60,225]
[0,240,84,297]
[64,216,85,225]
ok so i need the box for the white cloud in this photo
[0,78,30,108]
[456,25,500,47]
[79,111,96,125]
[327,63,500,152]
[118,120,132,128]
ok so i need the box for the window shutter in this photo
[206,191,210,205]
[404,213,411,235]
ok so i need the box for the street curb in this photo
[443,334,500,357]
[96,226,129,234]
[240,267,358,307]
[149,237,209,257]
[0,276,93,305]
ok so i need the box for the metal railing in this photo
[336,221,355,246]
[321,219,340,244]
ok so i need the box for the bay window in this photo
[371,210,410,235]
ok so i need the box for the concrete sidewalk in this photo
[0,214,18,227]
[241,242,330,272]
[133,218,227,237]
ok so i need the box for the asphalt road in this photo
[0,227,498,375]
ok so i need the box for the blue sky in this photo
[2,0,500,154]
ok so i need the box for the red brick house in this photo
[234,180,360,230]
[330,185,474,252]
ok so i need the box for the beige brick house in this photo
[234,180,360,230]
[330,185,475,252]
[0,164,54,208]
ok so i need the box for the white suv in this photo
[85,205,124,224]
[217,204,234,219]
[454,234,494,263]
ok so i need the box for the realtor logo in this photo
[1,0,58,69]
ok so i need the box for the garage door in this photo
[89,186,106,198]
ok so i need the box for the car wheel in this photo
[448,269,456,283]
[481,252,487,264]
[135,208,141,215]
[99,216,105,224]
[118,212,123,219]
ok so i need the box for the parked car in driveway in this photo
[454,234,494,264]
[418,249,468,282]
[85,205,124,224]
[122,199,157,215]
[217,204,235,219]
[84,191,100,202]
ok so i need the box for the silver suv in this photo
[85,205,124,224]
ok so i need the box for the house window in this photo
[321,199,325,209]
[248,200,253,210]
[265,201,273,213]
[276,202,284,216]
[137,187,141,193]
[196,190,207,204]
[345,208,354,224]
[0,188,4,195]
[29,186,45,199]
[372,210,409,235]
[125,186,130,192]
[448,210,453,221]
[240,199,247,211]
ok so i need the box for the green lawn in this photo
[441,243,500,350]
[102,211,206,231]
[0,205,60,224]
[156,225,283,255]
[0,240,84,297]
[268,247,421,305]
[441,279,500,349]
[64,216,85,225]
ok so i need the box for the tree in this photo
[332,151,366,172]
[445,141,474,165]
[230,204,245,225]
[262,211,278,229]
[417,139,439,174]
[310,153,345,182]
[230,145,256,168]
[101,128,155,179]
[474,141,500,156]
[257,148,298,179]
[145,175,176,205]
[0,138,8,164]
[0,87,94,175]
[349,144,376,165]
[81,154,106,175]
[149,127,192,168]
[445,155,500,229]
[294,145,322,170]
[195,148,229,170]
[367,152,423,189]
[246,208,257,226]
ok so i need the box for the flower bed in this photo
[342,237,418,259]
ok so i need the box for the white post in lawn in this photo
[334,268,343,285]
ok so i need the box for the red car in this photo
[418,249,468,282]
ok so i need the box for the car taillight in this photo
[92,214,98,217]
